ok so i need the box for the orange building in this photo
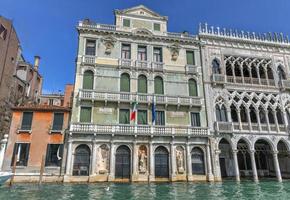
[2,84,73,182]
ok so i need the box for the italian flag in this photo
[130,101,138,121]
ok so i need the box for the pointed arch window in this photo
[259,108,266,124]
[276,109,284,124]
[212,59,221,74]
[231,105,238,122]
[268,108,275,124]
[188,79,198,96]
[83,70,94,89]
[240,105,248,122]
[250,106,257,123]
[216,105,227,122]
[120,73,130,92]
[154,76,164,95]
[138,75,147,93]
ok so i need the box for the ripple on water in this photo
[1,181,290,200]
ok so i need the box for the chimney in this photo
[34,56,40,71]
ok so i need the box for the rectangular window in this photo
[45,144,63,166]
[52,113,64,130]
[119,109,130,124]
[153,47,162,62]
[123,19,130,27]
[0,24,7,40]
[153,23,161,31]
[11,143,30,166]
[49,99,53,105]
[121,44,131,59]
[186,51,195,65]
[137,110,148,125]
[80,107,92,123]
[156,111,165,125]
[191,113,201,127]
[85,40,96,56]
[138,46,147,61]
[21,112,33,130]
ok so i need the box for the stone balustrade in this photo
[281,80,290,90]
[79,90,202,106]
[70,123,209,136]
[185,65,198,74]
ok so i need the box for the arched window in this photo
[216,105,227,122]
[120,73,130,92]
[259,107,266,124]
[243,64,250,77]
[73,145,91,176]
[240,105,248,122]
[250,106,257,123]
[276,109,284,124]
[83,70,94,89]
[138,75,147,93]
[191,147,205,175]
[231,105,238,122]
[278,65,286,81]
[226,61,233,76]
[188,79,198,96]
[212,59,221,74]
[268,108,275,124]
[259,66,266,79]
[154,76,164,95]
[267,67,274,79]
[251,67,258,78]
[234,63,241,77]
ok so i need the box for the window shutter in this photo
[186,51,195,65]
[156,111,165,125]
[138,110,147,125]
[154,77,164,95]
[123,19,130,27]
[52,113,64,130]
[120,74,130,92]
[188,79,198,96]
[191,113,200,127]
[80,107,92,123]
[21,112,33,130]
[119,109,130,124]
[24,143,30,166]
[138,75,147,93]
[83,71,94,89]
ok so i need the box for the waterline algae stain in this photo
[1,181,290,200]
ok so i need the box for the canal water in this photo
[1,180,290,200]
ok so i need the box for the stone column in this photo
[149,142,155,181]
[108,142,115,181]
[282,110,289,130]
[186,143,192,181]
[272,151,282,182]
[206,144,214,182]
[214,150,222,181]
[273,110,279,132]
[232,149,240,182]
[132,142,138,181]
[65,139,73,175]
[250,150,258,182]
[237,110,242,130]
[256,109,262,131]
[227,108,232,122]
[170,142,176,181]
[265,110,270,132]
[91,141,97,175]
[246,108,252,131]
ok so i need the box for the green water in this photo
[1,181,290,200]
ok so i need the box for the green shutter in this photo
[119,109,129,124]
[120,73,130,92]
[83,71,94,89]
[138,75,147,93]
[186,51,195,65]
[189,79,198,96]
[123,19,130,27]
[154,23,160,31]
[80,107,91,123]
[21,112,33,130]
[154,77,164,94]
[138,110,147,125]
[52,113,64,130]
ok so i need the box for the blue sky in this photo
[1,0,290,93]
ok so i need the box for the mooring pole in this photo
[9,154,17,186]
[39,155,45,185]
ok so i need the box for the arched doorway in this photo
[237,139,252,178]
[115,145,131,179]
[73,144,91,176]
[218,138,234,178]
[254,139,274,178]
[155,146,169,178]
[277,140,290,179]
[191,147,205,175]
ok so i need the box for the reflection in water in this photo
[1,181,290,200]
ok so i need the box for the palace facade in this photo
[6,5,288,183]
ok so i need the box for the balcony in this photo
[214,122,233,133]
[211,74,226,85]
[82,55,96,65]
[231,122,288,135]
[79,90,202,107]
[226,76,276,87]
[281,80,290,90]
[118,59,164,71]
[185,65,198,74]
[70,123,209,136]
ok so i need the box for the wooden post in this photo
[39,155,45,185]
[9,155,17,186]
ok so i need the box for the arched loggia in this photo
[218,139,234,179]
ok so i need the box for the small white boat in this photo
[0,172,13,185]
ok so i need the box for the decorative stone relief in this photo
[176,146,185,174]
[101,36,117,54]
[97,144,109,174]
[138,145,147,173]
[168,43,181,61]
